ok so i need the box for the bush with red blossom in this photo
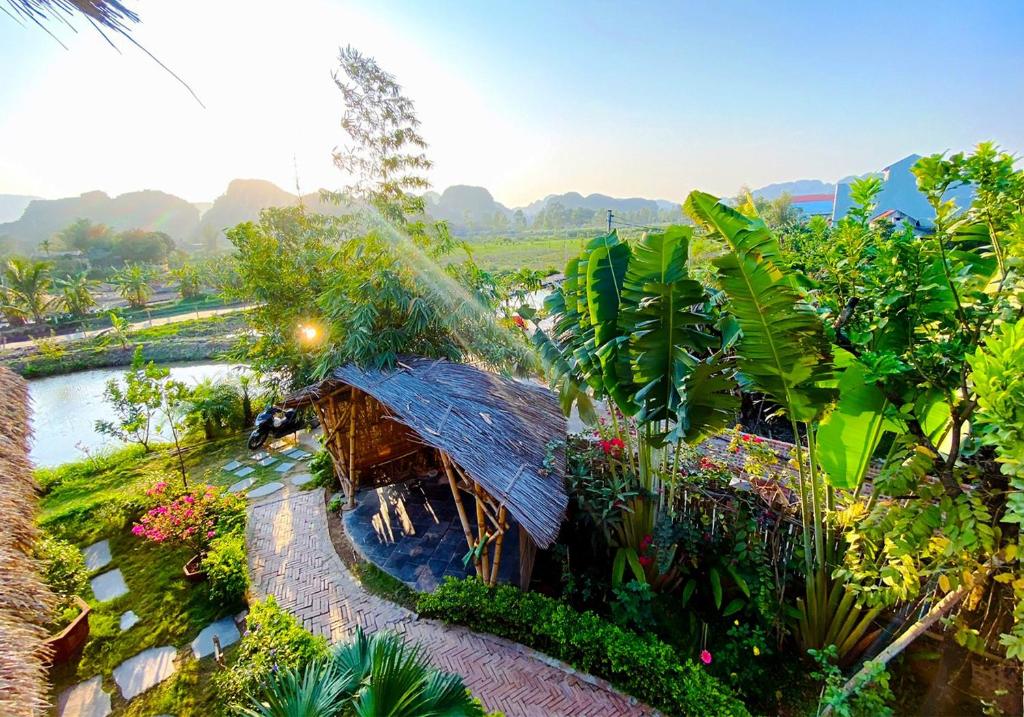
[131,482,243,557]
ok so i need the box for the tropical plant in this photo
[96,347,163,451]
[1,256,55,323]
[203,532,249,605]
[113,263,154,308]
[186,378,243,439]
[170,262,203,299]
[55,270,99,317]
[240,628,484,717]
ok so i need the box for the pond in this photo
[28,362,245,468]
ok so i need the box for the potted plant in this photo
[35,535,92,664]
[131,482,241,583]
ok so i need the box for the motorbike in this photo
[248,405,301,449]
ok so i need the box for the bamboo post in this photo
[474,483,490,580]
[489,505,507,587]
[346,397,357,508]
[441,452,482,578]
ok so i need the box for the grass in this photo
[456,236,588,272]
[38,437,258,715]
[352,562,418,611]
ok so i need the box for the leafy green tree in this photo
[115,229,175,265]
[331,45,432,224]
[1,256,55,323]
[96,347,164,451]
[171,262,203,300]
[186,378,243,439]
[55,270,99,317]
[113,263,154,309]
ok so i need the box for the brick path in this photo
[247,488,651,717]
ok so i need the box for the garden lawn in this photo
[38,439,254,715]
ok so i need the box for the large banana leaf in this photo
[684,191,835,422]
[619,226,716,426]
[586,234,633,410]
[673,355,739,444]
[817,360,893,490]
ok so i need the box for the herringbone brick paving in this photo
[247,487,652,717]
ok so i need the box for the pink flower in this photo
[700,650,712,665]
[753,436,764,444]
[207,530,216,538]
[131,525,145,536]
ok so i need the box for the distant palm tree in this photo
[113,264,153,309]
[2,257,55,324]
[170,263,202,300]
[55,270,99,317]
[240,629,483,717]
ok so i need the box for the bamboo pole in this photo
[346,397,357,508]
[474,483,490,580]
[441,452,482,578]
[489,505,507,587]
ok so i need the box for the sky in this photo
[1,0,1022,207]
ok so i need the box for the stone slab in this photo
[227,477,255,493]
[281,448,302,457]
[120,610,140,631]
[112,646,177,699]
[190,616,241,658]
[257,456,278,467]
[58,675,111,717]
[91,569,128,602]
[273,461,296,473]
[251,451,269,461]
[247,481,284,499]
[233,465,255,477]
[82,539,112,572]
[290,472,315,486]
[222,460,242,472]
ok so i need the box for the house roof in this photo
[0,367,55,715]
[285,358,569,548]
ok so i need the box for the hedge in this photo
[418,577,750,717]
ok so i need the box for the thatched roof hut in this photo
[285,357,568,587]
[0,367,54,716]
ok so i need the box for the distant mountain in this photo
[0,190,199,251]
[197,179,300,239]
[426,185,511,226]
[520,191,669,218]
[0,194,39,224]
[751,179,835,201]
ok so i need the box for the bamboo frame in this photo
[442,451,482,579]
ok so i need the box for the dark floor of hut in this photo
[344,477,520,592]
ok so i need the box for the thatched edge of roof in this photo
[0,367,55,716]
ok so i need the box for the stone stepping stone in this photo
[113,645,177,699]
[222,460,242,472]
[291,472,315,486]
[82,539,112,572]
[91,569,128,602]
[233,465,255,478]
[273,461,296,473]
[120,610,140,631]
[257,456,278,467]
[247,482,284,499]
[58,675,111,717]
[191,616,240,659]
[281,448,302,458]
[251,451,270,461]
[227,477,255,493]
[292,450,312,460]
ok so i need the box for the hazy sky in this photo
[2,0,1022,207]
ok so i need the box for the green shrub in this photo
[309,449,335,489]
[35,534,90,622]
[215,596,329,706]
[418,577,750,717]
[202,533,249,606]
[327,494,343,513]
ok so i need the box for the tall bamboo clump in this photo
[0,367,56,716]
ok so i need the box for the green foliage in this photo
[34,534,90,620]
[186,378,244,439]
[309,449,335,489]
[351,562,418,611]
[327,495,343,513]
[418,577,750,716]
[113,263,155,309]
[95,347,165,451]
[55,270,99,317]
[203,532,249,606]
[1,255,55,323]
[217,596,330,707]
[809,645,894,717]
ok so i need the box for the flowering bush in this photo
[131,482,241,556]
[726,427,779,480]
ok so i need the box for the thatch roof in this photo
[286,358,569,548]
[0,367,55,716]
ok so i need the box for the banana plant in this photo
[684,191,881,659]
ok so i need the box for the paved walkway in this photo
[247,488,651,717]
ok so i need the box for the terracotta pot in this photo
[41,596,90,665]
[183,554,207,583]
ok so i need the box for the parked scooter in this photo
[248,405,301,449]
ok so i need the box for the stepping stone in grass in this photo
[58,675,111,717]
[82,539,112,572]
[233,465,255,478]
[273,461,296,473]
[291,450,312,460]
[120,610,140,631]
[281,448,301,458]
[291,472,315,486]
[247,482,284,499]
[227,477,255,493]
[222,460,242,472]
[257,456,278,467]
[112,645,177,700]
[191,616,241,659]
[251,451,269,461]
[91,569,128,602]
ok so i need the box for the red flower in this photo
[700,649,712,665]
[513,316,526,329]
[742,434,750,442]
[638,555,653,567]
[753,436,764,444]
